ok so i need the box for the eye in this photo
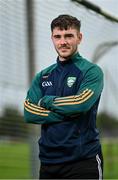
[53,35,61,39]
[65,34,74,38]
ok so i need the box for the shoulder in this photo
[42,63,57,75]
[74,55,103,77]
[35,63,57,79]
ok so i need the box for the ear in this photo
[77,32,82,44]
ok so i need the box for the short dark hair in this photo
[51,14,81,32]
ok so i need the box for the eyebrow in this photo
[53,33,74,38]
[64,33,74,37]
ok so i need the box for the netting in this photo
[0,0,118,179]
[0,0,31,179]
[33,0,118,117]
[0,0,28,115]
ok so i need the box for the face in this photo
[51,27,82,61]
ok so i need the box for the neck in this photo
[59,51,78,62]
[59,57,70,62]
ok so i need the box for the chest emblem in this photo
[67,77,76,87]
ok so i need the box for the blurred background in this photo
[0,0,118,179]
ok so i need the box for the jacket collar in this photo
[57,52,81,66]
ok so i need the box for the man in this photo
[24,14,104,179]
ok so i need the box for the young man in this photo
[24,14,104,179]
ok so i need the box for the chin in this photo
[60,53,71,58]
[59,50,76,58]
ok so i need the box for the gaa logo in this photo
[42,81,53,87]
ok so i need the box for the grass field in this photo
[0,141,31,179]
[0,139,118,179]
[102,139,118,179]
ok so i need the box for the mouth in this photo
[59,47,70,51]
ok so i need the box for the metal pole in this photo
[26,0,35,83]
[26,0,40,179]
[71,0,118,23]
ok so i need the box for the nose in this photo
[59,37,67,45]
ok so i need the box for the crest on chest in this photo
[67,76,76,87]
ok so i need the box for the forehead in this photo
[52,27,78,35]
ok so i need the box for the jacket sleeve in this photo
[24,72,64,124]
[40,65,104,116]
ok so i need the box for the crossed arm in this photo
[24,66,103,124]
